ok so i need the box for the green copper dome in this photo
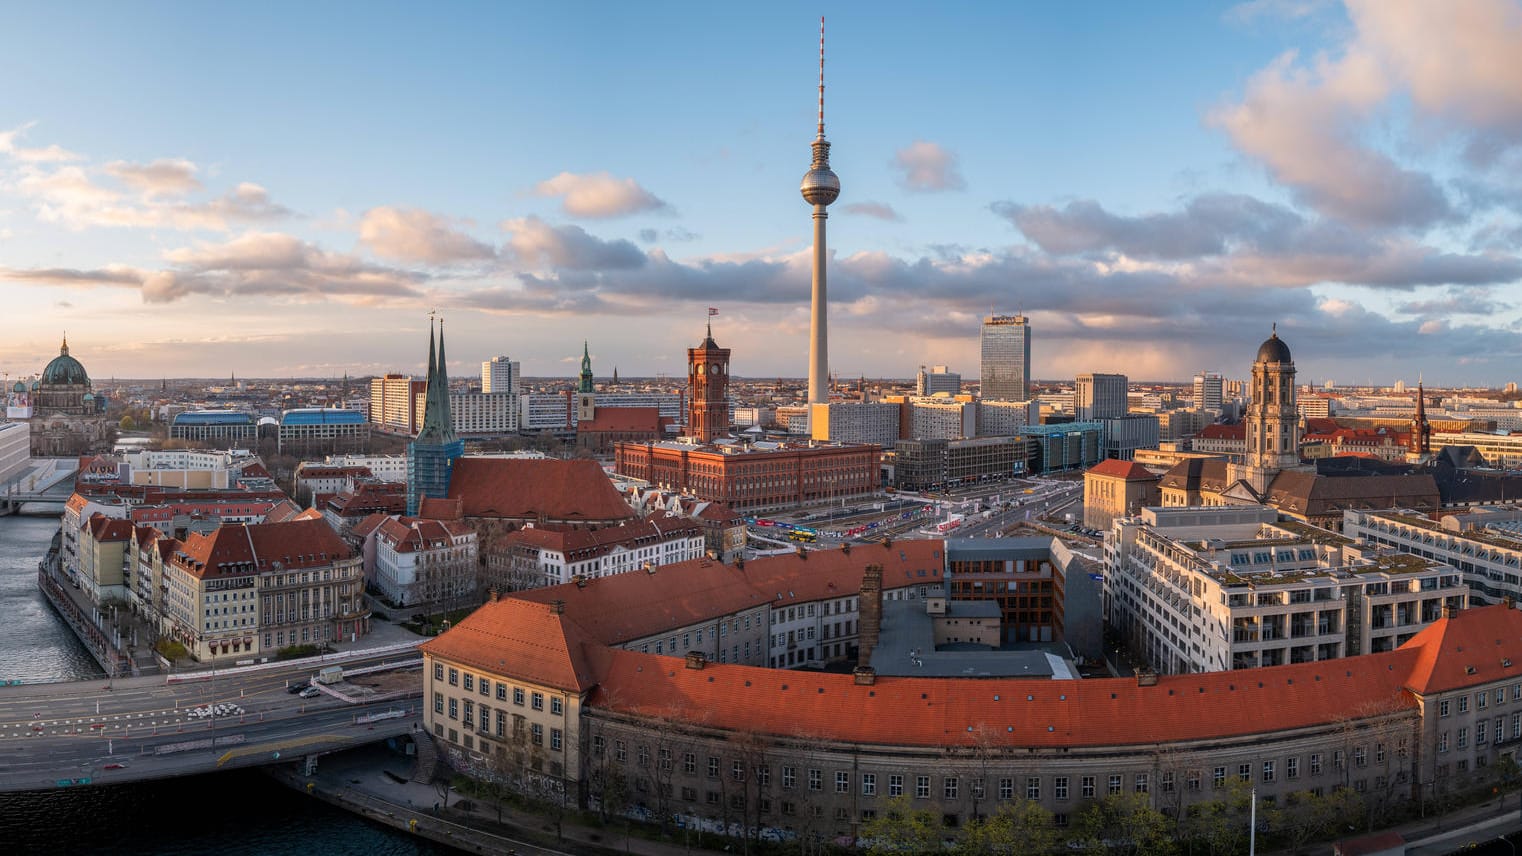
[41,337,89,387]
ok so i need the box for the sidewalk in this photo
[285,742,722,856]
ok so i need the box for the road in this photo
[0,650,421,792]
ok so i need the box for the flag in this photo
[708,307,719,316]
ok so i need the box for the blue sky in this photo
[3,1,1522,387]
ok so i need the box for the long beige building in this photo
[421,538,1521,847]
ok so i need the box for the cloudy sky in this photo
[4,1,1522,387]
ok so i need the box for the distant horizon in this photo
[3,3,1521,385]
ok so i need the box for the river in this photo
[0,515,450,855]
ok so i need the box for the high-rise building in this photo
[1075,373,1127,420]
[915,365,961,396]
[1192,371,1224,411]
[980,315,1030,401]
[370,373,426,435]
[481,356,519,395]
[802,18,840,408]
[688,321,732,443]
[407,320,465,515]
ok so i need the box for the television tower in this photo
[801,16,840,407]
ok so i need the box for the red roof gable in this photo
[1196,423,1246,441]
[447,458,635,524]
[578,406,664,433]
[420,599,600,693]
[1403,604,1522,695]
[1086,459,1156,480]
[173,518,353,580]
[417,496,463,521]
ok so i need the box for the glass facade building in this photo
[980,315,1030,401]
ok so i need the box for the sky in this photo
[4,1,1522,387]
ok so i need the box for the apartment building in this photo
[1107,506,1467,674]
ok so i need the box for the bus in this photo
[788,530,817,542]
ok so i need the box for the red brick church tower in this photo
[687,316,731,443]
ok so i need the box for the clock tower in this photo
[688,320,732,443]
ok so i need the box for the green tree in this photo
[959,798,1056,855]
[860,795,941,855]
[119,415,135,431]
[1178,778,1273,856]
[1075,792,1177,856]
[1278,787,1363,855]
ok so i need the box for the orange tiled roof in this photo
[588,646,1423,749]
[1086,459,1156,480]
[448,457,636,524]
[1196,423,1246,441]
[1403,605,1522,695]
[420,599,600,693]
[417,496,464,520]
[513,540,944,644]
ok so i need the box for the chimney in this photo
[841,542,851,556]
[574,575,588,589]
[735,556,745,570]
[685,651,706,670]
[1505,595,1515,609]
[550,599,565,615]
[853,666,876,686]
[857,563,884,670]
[797,547,808,560]
[1442,603,1457,620]
[487,588,499,603]
[1136,669,1159,687]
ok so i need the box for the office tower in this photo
[981,315,1030,401]
[407,319,465,516]
[481,356,519,395]
[1193,371,1223,411]
[915,365,961,396]
[1075,373,1128,420]
[801,18,840,407]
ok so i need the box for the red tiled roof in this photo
[1403,604,1522,695]
[420,599,600,693]
[172,518,353,580]
[417,496,463,520]
[1195,423,1245,441]
[87,514,134,543]
[578,407,663,433]
[350,512,391,540]
[376,517,475,552]
[589,646,1422,749]
[447,458,635,524]
[1086,459,1156,480]
[514,540,945,644]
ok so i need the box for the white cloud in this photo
[358,206,496,264]
[891,141,966,192]
[531,171,669,218]
[105,158,201,197]
[502,216,645,270]
[0,122,82,163]
[842,202,904,222]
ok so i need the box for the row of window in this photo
[435,663,564,715]
[1437,713,1522,751]
[1438,685,1522,717]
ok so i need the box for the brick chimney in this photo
[685,651,706,670]
[857,563,884,670]
[550,599,565,615]
[853,665,876,685]
[487,588,499,603]
[1136,669,1159,687]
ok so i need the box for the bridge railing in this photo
[164,640,423,685]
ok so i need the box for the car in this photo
[287,682,308,694]
[102,763,126,770]
[298,686,321,699]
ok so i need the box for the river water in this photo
[0,515,449,855]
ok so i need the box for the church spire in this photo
[416,315,458,444]
[579,341,595,393]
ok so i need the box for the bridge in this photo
[0,649,424,793]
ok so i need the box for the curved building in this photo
[421,538,1520,845]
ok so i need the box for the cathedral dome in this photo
[41,339,90,387]
[1255,329,1292,364]
[11,381,23,393]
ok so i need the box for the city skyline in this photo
[4,2,1522,386]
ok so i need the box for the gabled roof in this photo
[1086,459,1156,481]
[86,513,134,543]
[1403,604,1522,695]
[447,457,635,524]
[514,540,945,644]
[420,599,600,693]
[578,406,665,433]
[172,518,354,580]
